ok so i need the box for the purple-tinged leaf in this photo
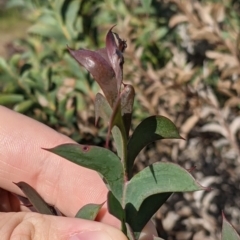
[106,27,124,91]
[113,32,127,53]
[96,48,111,66]
[68,47,118,107]
[14,182,57,215]
[0,189,20,212]
[14,194,31,208]
[68,28,127,106]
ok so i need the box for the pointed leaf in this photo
[125,162,206,211]
[65,0,80,39]
[68,47,118,107]
[114,32,127,53]
[13,182,56,215]
[111,126,124,159]
[94,93,112,125]
[96,48,111,65]
[106,27,124,91]
[107,191,127,234]
[109,85,135,156]
[0,94,24,105]
[46,144,124,201]
[28,23,65,40]
[75,203,103,220]
[106,96,128,165]
[13,100,34,113]
[222,213,240,240]
[54,0,65,14]
[107,191,125,221]
[127,116,182,178]
[106,27,118,64]
[94,93,124,159]
[126,192,172,239]
[140,0,152,11]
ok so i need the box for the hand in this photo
[0,106,127,240]
[0,106,157,240]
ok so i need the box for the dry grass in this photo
[116,1,240,238]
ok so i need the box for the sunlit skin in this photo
[0,106,155,239]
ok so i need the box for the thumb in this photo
[0,212,127,240]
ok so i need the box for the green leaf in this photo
[222,213,240,240]
[28,23,65,40]
[107,191,125,221]
[127,115,182,178]
[75,203,103,220]
[13,182,56,215]
[0,94,24,105]
[13,100,34,113]
[126,192,172,239]
[155,27,168,40]
[65,0,80,39]
[6,0,25,8]
[111,126,124,159]
[125,162,205,212]
[0,57,9,71]
[104,96,129,175]
[107,191,127,235]
[95,85,134,147]
[140,0,152,11]
[94,93,112,125]
[54,0,65,15]
[46,144,124,201]
[94,93,124,160]
[125,162,205,238]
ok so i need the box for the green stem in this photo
[119,121,128,180]
[108,95,129,180]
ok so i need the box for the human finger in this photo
[0,212,127,240]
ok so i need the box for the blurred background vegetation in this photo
[0,0,240,239]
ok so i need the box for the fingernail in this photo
[69,231,112,240]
